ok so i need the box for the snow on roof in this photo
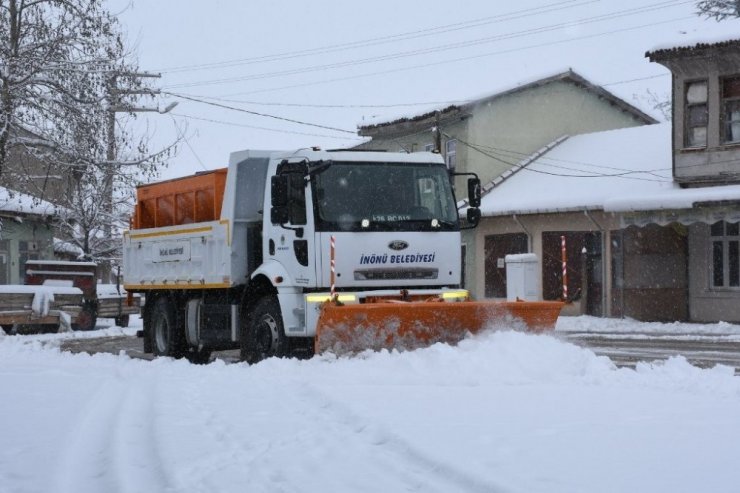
[646,20,740,58]
[479,123,676,217]
[480,122,740,218]
[0,187,59,216]
[358,69,657,131]
[604,183,740,213]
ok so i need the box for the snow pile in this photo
[1,321,739,492]
[557,314,740,336]
[30,287,54,316]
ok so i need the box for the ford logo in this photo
[388,240,409,251]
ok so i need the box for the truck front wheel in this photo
[240,296,288,364]
[151,297,185,358]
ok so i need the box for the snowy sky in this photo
[107,0,740,181]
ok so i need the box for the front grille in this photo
[354,268,438,281]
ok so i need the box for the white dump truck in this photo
[123,149,560,363]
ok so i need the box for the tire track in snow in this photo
[52,373,168,493]
[160,373,299,493]
[159,370,506,492]
[295,382,507,493]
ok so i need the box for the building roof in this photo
[357,69,657,137]
[646,36,740,61]
[477,122,740,219]
[0,187,59,217]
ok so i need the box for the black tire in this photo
[240,296,288,364]
[114,315,130,328]
[72,302,97,331]
[151,297,185,358]
[186,348,212,365]
[1,324,13,335]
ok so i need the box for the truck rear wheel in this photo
[151,297,185,358]
[240,296,288,364]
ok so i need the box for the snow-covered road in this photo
[2,319,740,493]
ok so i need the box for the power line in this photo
[164,92,356,134]
[162,72,669,117]
[171,112,363,141]
[449,134,671,182]
[163,1,692,91]
[212,15,692,98]
[471,141,671,178]
[168,93,472,109]
[156,0,594,74]
[603,73,670,87]
[170,116,209,171]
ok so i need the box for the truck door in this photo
[266,166,316,287]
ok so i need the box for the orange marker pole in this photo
[330,235,336,300]
[561,235,568,301]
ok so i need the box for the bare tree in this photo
[696,0,740,20]
[0,0,116,179]
[0,0,178,272]
[633,89,672,122]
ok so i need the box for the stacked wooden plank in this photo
[96,296,140,318]
[0,286,83,326]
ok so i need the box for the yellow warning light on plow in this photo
[441,290,470,300]
[306,294,357,303]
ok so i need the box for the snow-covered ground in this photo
[1,317,739,493]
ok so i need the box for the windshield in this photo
[311,161,459,232]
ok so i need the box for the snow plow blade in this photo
[314,299,564,355]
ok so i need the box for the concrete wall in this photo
[463,81,647,188]
[2,147,78,206]
[688,222,740,323]
[662,54,740,185]
[470,211,620,316]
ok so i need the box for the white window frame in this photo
[721,75,740,144]
[685,80,708,148]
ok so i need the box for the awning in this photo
[621,203,740,227]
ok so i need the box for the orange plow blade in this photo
[314,300,564,355]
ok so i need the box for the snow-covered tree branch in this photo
[0,0,180,272]
[696,0,740,20]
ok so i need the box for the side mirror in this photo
[466,208,481,227]
[467,177,481,208]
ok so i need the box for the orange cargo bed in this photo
[132,168,227,229]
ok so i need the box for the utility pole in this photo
[433,110,442,153]
[104,71,170,283]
